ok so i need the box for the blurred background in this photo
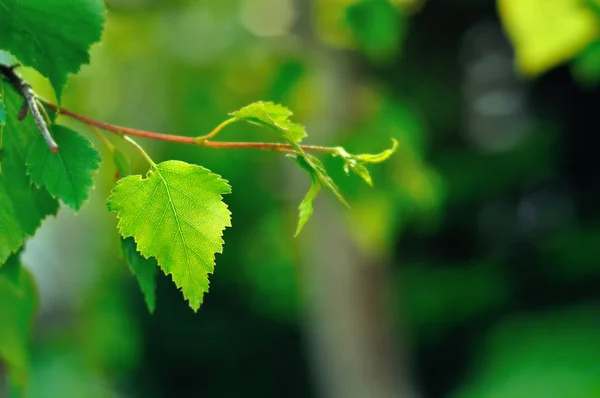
[13,0,600,396]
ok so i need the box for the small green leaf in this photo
[0,252,38,390]
[231,101,307,143]
[300,154,348,207]
[334,139,398,186]
[292,154,347,233]
[0,81,58,265]
[121,237,157,313]
[356,138,398,163]
[0,0,106,101]
[231,101,348,233]
[348,162,373,186]
[26,125,101,211]
[295,178,321,237]
[108,160,232,311]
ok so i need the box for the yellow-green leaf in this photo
[498,0,599,76]
[231,101,307,143]
[108,160,231,311]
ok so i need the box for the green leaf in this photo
[26,125,101,211]
[231,101,307,143]
[0,252,38,390]
[292,154,347,234]
[0,0,106,101]
[121,237,157,313]
[108,160,232,311]
[571,40,600,86]
[345,0,407,62]
[498,0,598,76]
[355,138,398,163]
[334,138,398,186]
[295,178,320,237]
[231,101,349,232]
[298,153,348,207]
[0,81,58,265]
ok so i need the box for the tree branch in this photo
[38,99,337,155]
[0,64,58,153]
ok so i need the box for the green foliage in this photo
[121,237,157,313]
[0,82,58,264]
[0,252,37,390]
[232,101,353,233]
[295,173,320,237]
[231,101,307,143]
[454,307,600,398]
[345,0,407,62]
[27,125,101,211]
[334,138,398,186]
[572,40,600,86]
[0,0,105,101]
[499,0,598,76]
[0,1,398,392]
[108,161,232,311]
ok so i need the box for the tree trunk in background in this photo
[293,3,417,398]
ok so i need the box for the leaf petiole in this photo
[123,135,156,168]
[195,117,237,143]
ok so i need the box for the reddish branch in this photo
[40,100,335,154]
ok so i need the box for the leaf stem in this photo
[0,64,58,153]
[195,117,237,142]
[123,136,156,168]
[38,99,338,155]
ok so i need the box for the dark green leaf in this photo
[0,0,106,101]
[26,125,101,211]
[0,252,38,390]
[0,81,58,265]
[121,237,157,313]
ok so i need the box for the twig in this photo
[0,62,338,155]
[0,64,58,153]
[38,99,336,154]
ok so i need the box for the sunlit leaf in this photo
[334,139,398,186]
[232,101,348,233]
[499,0,598,76]
[294,169,321,237]
[231,101,307,143]
[108,160,231,311]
